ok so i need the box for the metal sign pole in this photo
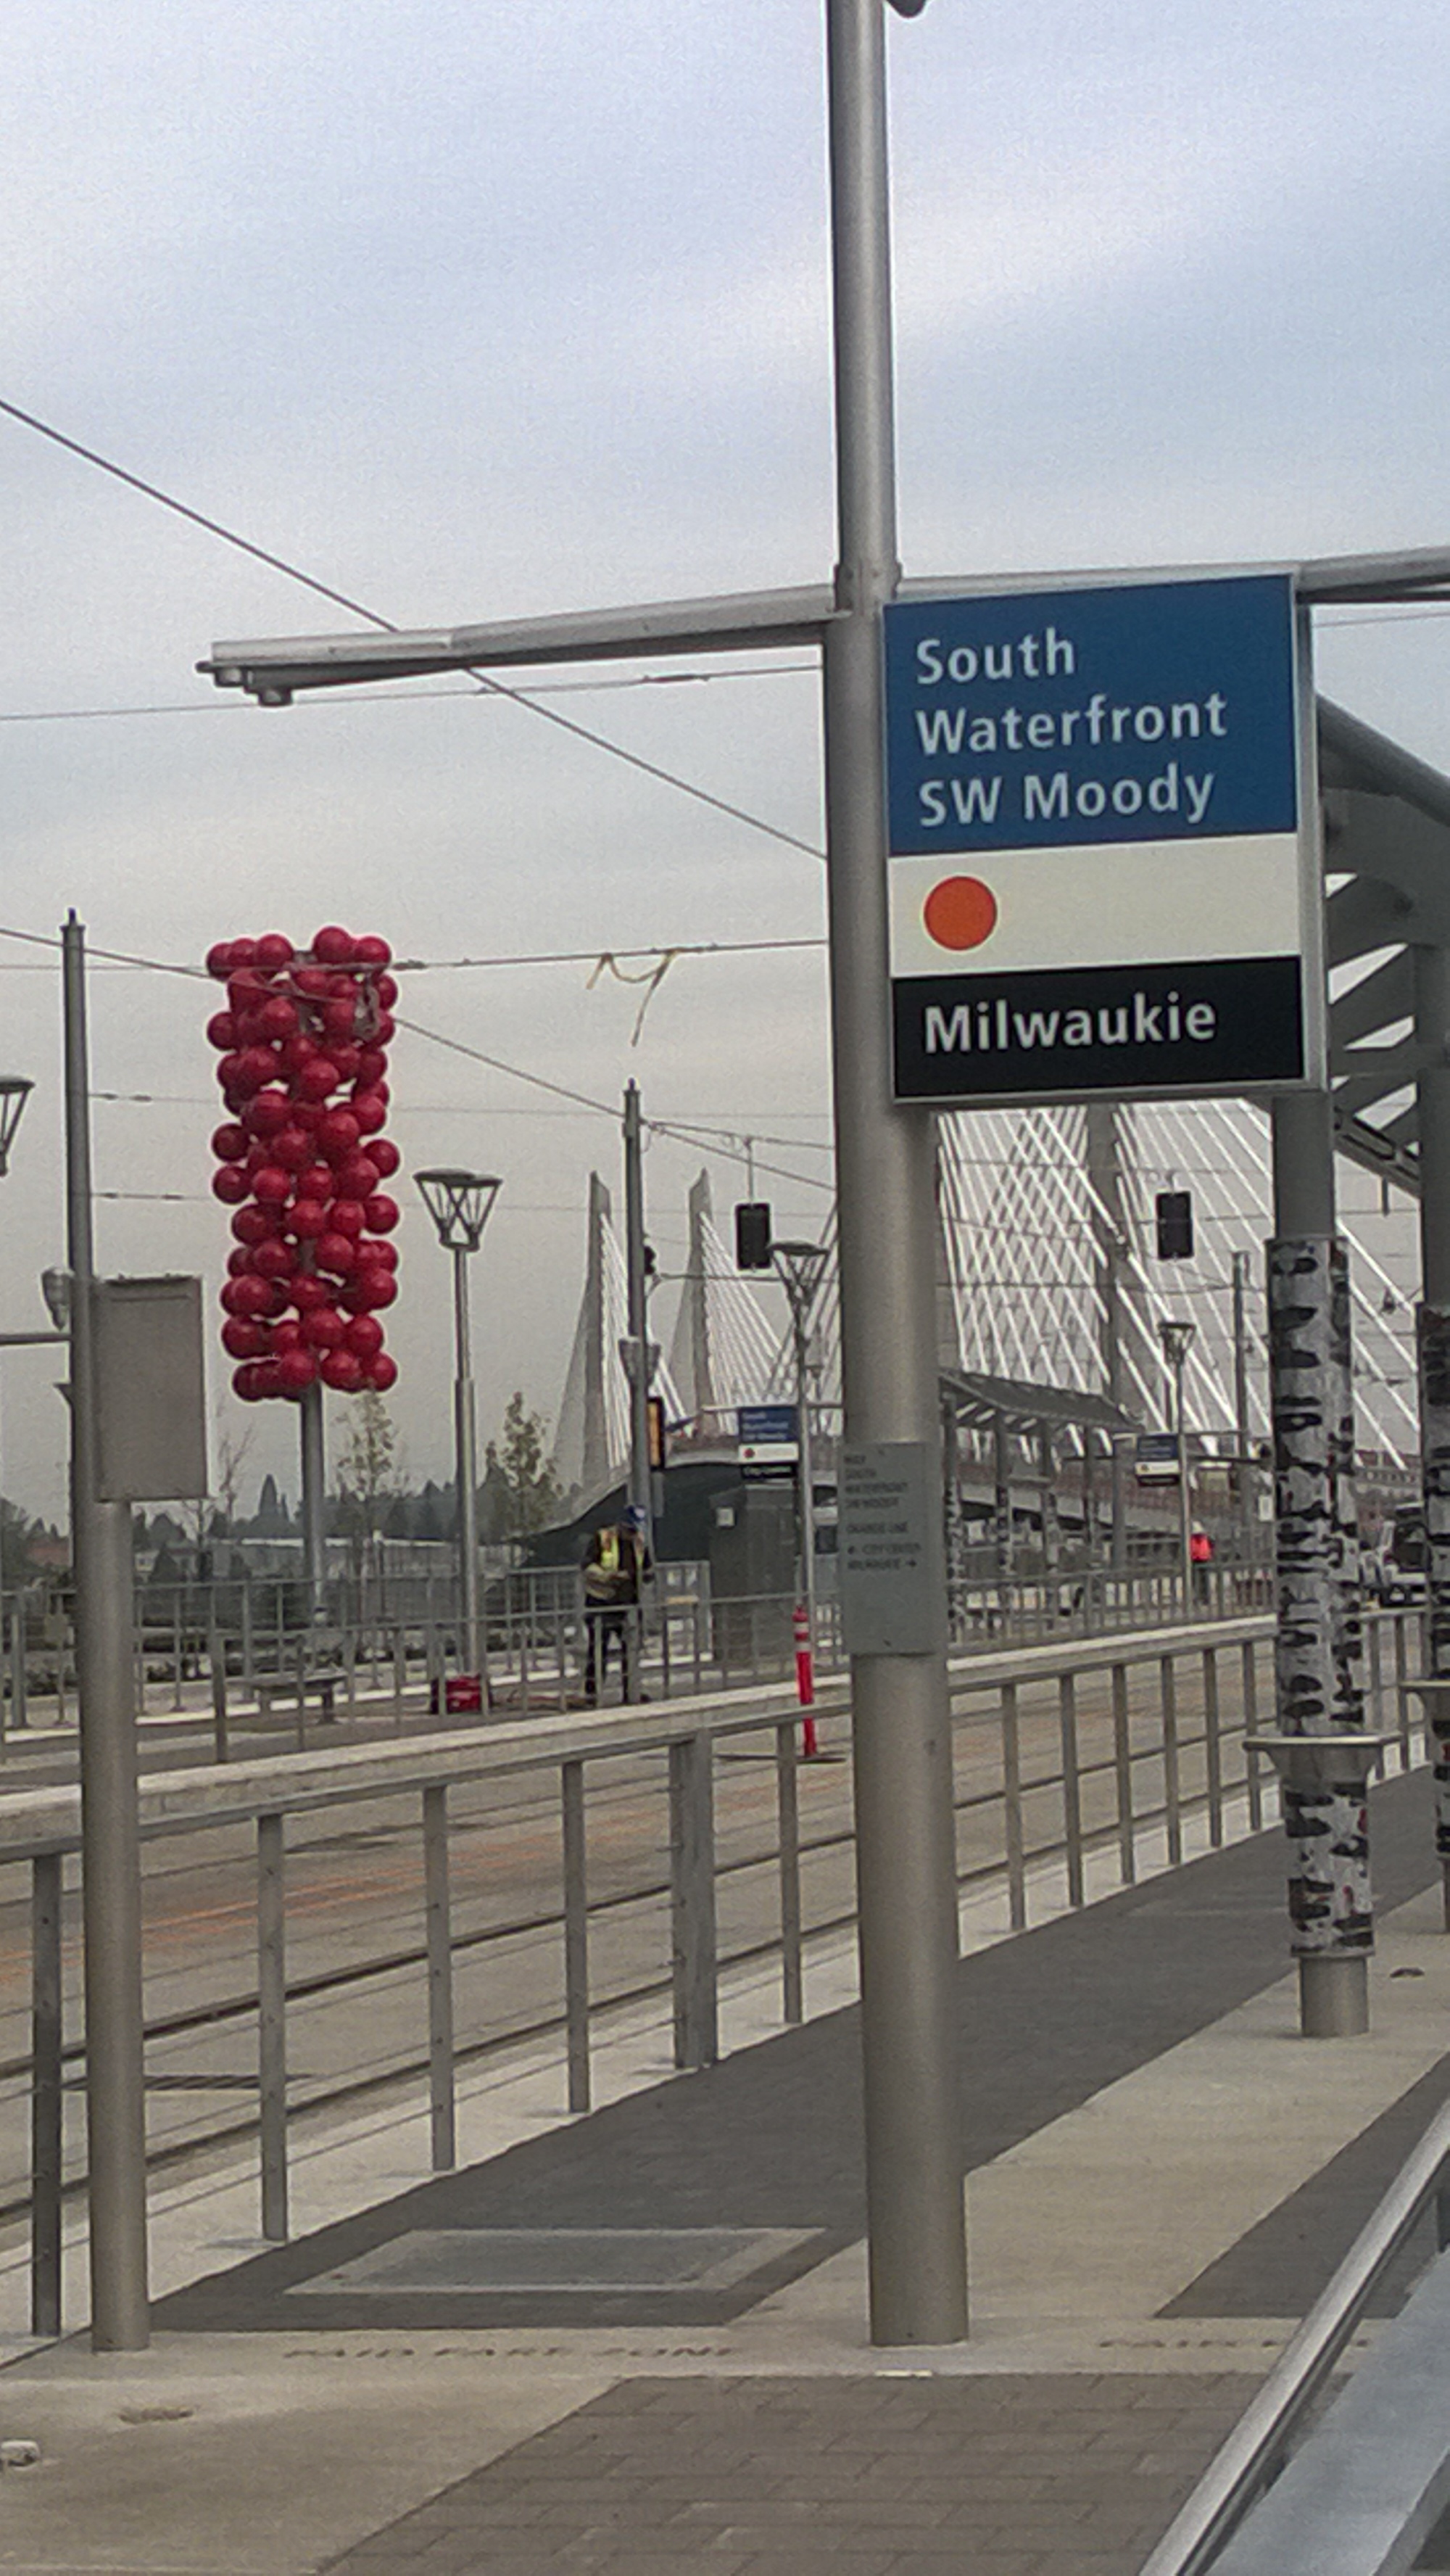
[823,0,968,2344]
[63,914,149,2349]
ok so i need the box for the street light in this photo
[1159,1317,1197,1615]
[415,1170,502,1695]
[772,1239,830,1703]
[0,1078,33,1179]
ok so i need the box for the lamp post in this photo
[772,1240,829,1703]
[1159,1318,1197,1614]
[0,1078,35,1616]
[416,1171,501,1694]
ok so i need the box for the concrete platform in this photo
[1,1767,1444,2575]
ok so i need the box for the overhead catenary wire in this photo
[0,396,823,859]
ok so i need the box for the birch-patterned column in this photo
[1417,1304,1450,1914]
[1415,944,1450,1924]
[1269,1231,1372,2034]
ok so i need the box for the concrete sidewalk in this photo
[1,1770,1446,2575]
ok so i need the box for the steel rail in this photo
[0,1642,1261,2089]
[0,1669,1280,2219]
[1138,2094,1450,2576]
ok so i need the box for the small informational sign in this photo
[882,572,1320,1106]
[839,1441,948,1656]
[94,1275,208,1502]
[738,1403,798,1485]
[1135,1432,1181,1485]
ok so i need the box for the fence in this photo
[0,1604,1423,2337]
[0,1558,1280,1749]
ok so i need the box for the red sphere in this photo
[366,1351,399,1392]
[225,1247,253,1278]
[257,994,299,1044]
[286,1197,328,1241]
[252,1239,296,1281]
[352,1091,387,1137]
[232,1204,275,1246]
[290,1273,331,1315]
[344,1313,384,1360]
[226,970,264,1013]
[365,1239,399,1271]
[302,1305,347,1351]
[272,1318,304,1355]
[312,925,355,967]
[320,1348,365,1392]
[369,1137,400,1180]
[291,1101,323,1136]
[222,1318,268,1361]
[294,965,332,1001]
[373,1012,397,1045]
[328,1041,361,1083]
[296,1056,339,1104]
[239,1274,281,1320]
[280,1032,319,1076]
[321,996,357,1044]
[299,1161,336,1200]
[211,1122,248,1163]
[254,933,295,976]
[231,1046,279,1100]
[272,1126,312,1173]
[276,1347,318,1393]
[212,1164,250,1205]
[362,1193,399,1234]
[354,934,392,970]
[328,1197,367,1239]
[347,1267,397,1311]
[206,941,235,980]
[206,1012,238,1052]
[335,1153,378,1197]
[252,1165,291,1207]
[216,1051,246,1093]
[375,973,399,1010]
[316,1109,360,1160]
[243,1086,292,1139]
[355,1046,389,1088]
[232,1363,265,1402]
[228,938,259,972]
[315,1231,356,1276]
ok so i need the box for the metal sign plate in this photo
[883,571,1320,1106]
[839,1441,948,1657]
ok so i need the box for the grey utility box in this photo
[94,1275,208,1503]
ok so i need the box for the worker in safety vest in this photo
[582,1503,652,1704]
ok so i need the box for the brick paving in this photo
[320,2374,1261,2575]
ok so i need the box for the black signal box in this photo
[1155,1190,1194,1260]
[734,1202,773,1271]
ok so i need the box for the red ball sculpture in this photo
[207,928,401,1400]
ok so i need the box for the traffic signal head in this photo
[1155,1190,1194,1261]
[734,1202,773,1271]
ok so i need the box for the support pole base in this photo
[1298,1952,1370,2039]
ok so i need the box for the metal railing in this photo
[1139,2090,1450,2576]
[0,1559,1283,1754]
[1,1604,1422,2341]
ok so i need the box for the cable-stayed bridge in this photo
[550,1105,1420,1508]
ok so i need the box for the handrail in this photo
[0,1612,1276,1862]
[1139,2090,1450,2576]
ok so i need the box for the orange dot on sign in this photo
[923,874,998,951]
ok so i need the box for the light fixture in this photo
[415,1169,502,1253]
[0,1077,33,1178]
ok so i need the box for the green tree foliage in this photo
[483,1392,561,1540]
[335,1390,400,1551]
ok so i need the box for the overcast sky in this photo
[1,0,1446,1520]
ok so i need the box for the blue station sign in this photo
[882,573,1320,1106]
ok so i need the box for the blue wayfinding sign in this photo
[882,572,1319,1107]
